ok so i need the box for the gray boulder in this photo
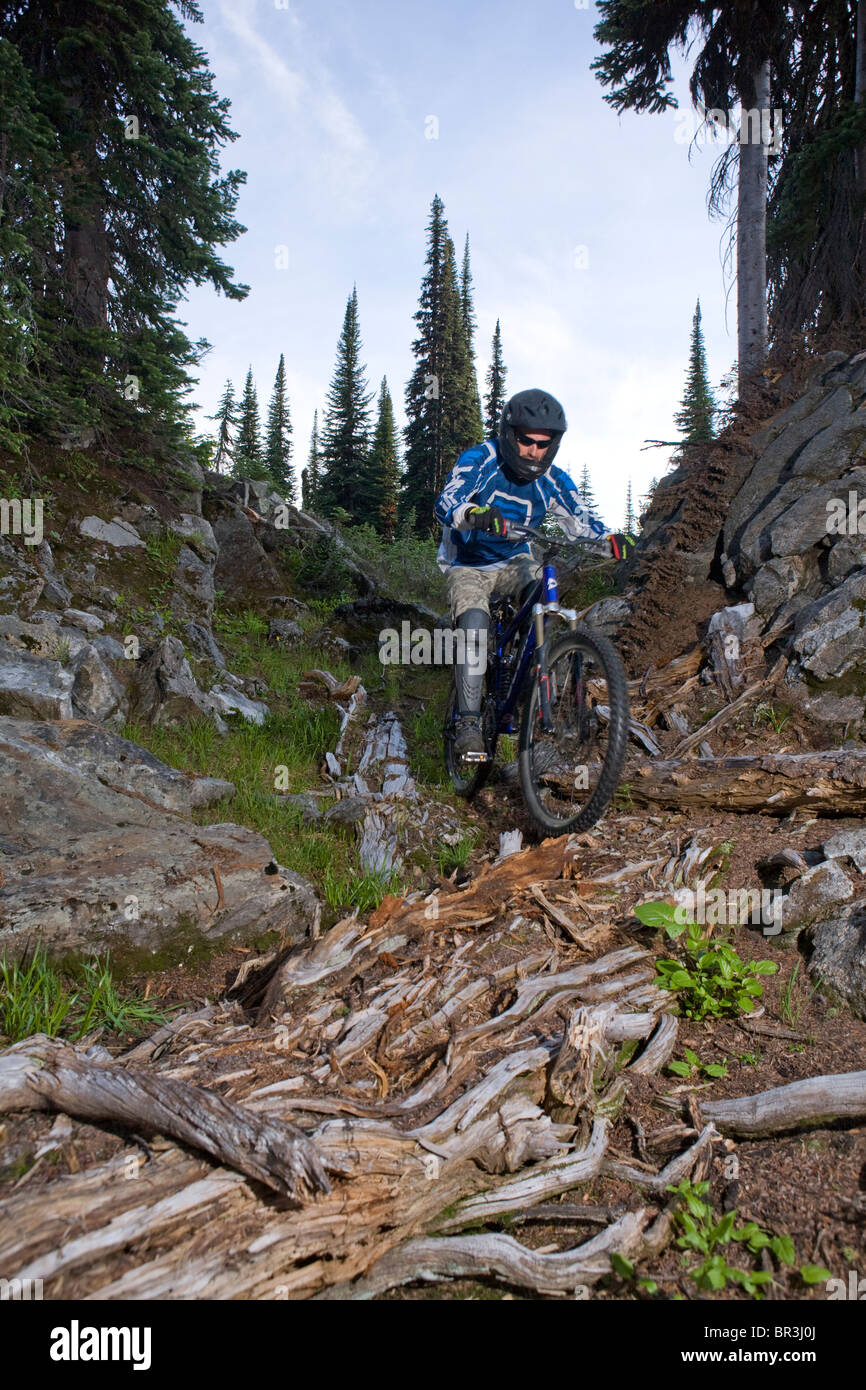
[269,618,304,646]
[822,828,866,875]
[170,543,215,625]
[778,859,854,934]
[168,513,218,562]
[79,516,145,549]
[809,903,866,1020]
[63,608,105,635]
[70,643,126,726]
[183,620,226,669]
[0,720,316,967]
[792,568,866,681]
[209,685,270,725]
[129,635,228,731]
[0,646,74,719]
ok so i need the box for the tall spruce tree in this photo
[210,379,236,474]
[369,377,401,540]
[0,1,248,455]
[319,287,373,519]
[459,234,485,443]
[578,463,598,515]
[625,478,636,533]
[483,319,508,437]
[264,353,294,498]
[674,299,716,451]
[303,410,321,512]
[233,367,266,480]
[402,196,484,533]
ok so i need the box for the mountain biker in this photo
[434,388,633,759]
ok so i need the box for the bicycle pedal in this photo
[461,751,489,763]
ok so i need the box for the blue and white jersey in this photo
[434,438,607,571]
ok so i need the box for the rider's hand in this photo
[466,505,508,536]
[608,532,636,561]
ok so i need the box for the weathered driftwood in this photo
[0,1037,331,1200]
[625,750,866,814]
[702,1072,866,1137]
[669,656,787,760]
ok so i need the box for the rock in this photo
[276,793,323,824]
[792,568,866,681]
[168,514,218,561]
[209,685,270,725]
[311,629,359,662]
[323,796,368,827]
[827,536,866,584]
[0,718,235,816]
[822,828,866,874]
[92,635,127,663]
[79,516,145,548]
[129,636,228,731]
[0,725,315,967]
[268,618,304,646]
[208,504,282,601]
[808,903,866,1020]
[750,557,811,619]
[183,620,226,669]
[170,543,215,625]
[63,608,105,635]
[778,859,854,933]
[0,646,74,719]
[70,643,126,725]
[583,595,632,637]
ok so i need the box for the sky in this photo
[181,0,744,530]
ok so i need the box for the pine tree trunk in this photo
[855,0,866,202]
[737,59,770,399]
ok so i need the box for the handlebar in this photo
[506,522,616,567]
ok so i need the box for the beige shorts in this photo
[447,556,542,623]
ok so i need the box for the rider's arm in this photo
[434,449,488,530]
[543,465,609,543]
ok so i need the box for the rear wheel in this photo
[444,681,496,798]
[518,626,629,835]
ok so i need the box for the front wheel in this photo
[518,626,629,835]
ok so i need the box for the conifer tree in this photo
[578,463,598,515]
[302,410,320,511]
[674,300,716,451]
[0,1,248,455]
[625,478,636,533]
[402,197,484,533]
[233,367,266,480]
[369,377,401,540]
[459,234,484,443]
[483,318,508,438]
[319,287,373,518]
[264,353,294,499]
[210,379,236,474]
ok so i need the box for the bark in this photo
[738,59,770,397]
[702,1072,866,1137]
[624,749,866,815]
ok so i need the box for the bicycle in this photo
[442,524,630,836]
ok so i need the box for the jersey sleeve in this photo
[434,448,487,530]
[544,465,608,542]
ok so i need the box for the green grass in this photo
[322,865,405,913]
[438,827,481,877]
[0,945,168,1044]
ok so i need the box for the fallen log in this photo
[0,1037,331,1200]
[624,750,866,815]
[702,1072,866,1138]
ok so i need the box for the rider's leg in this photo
[447,568,494,758]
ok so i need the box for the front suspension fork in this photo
[533,605,555,733]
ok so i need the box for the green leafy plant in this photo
[437,828,480,877]
[322,864,403,914]
[668,1046,729,1080]
[667,1180,799,1298]
[635,901,778,1021]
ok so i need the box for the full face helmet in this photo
[498,388,568,482]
